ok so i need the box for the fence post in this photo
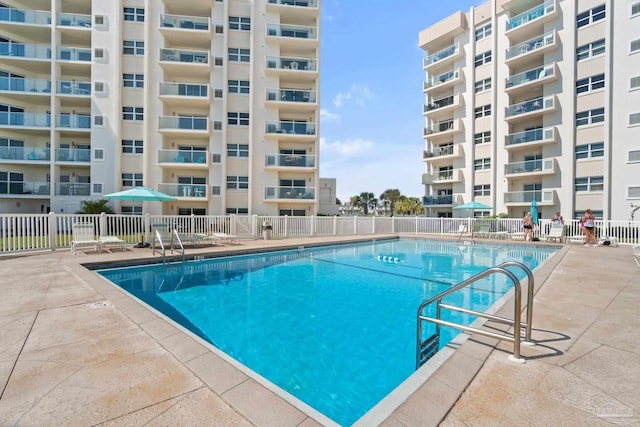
[252,214,258,239]
[49,212,57,251]
[372,216,376,235]
[353,216,357,235]
[99,212,106,237]
[230,214,237,236]
[284,215,289,238]
[310,215,316,237]
[190,213,195,235]
[333,215,338,236]
[144,213,150,243]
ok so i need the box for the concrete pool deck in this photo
[0,236,638,426]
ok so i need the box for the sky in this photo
[318,0,481,203]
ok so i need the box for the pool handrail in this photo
[152,228,185,264]
[416,261,534,368]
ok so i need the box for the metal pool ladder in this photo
[152,229,185,264]
[416,261,534,368]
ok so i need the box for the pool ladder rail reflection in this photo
[416,261,535,368]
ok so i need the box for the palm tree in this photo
[349,195,363,215]
[379,188,402,216]
[75,199,114,214]
[359,192,376,215]
[394,196,424,216]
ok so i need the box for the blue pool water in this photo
[98,239,556,425]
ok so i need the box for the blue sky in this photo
[319,0,480,203]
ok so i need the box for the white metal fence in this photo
[1,213,638,254]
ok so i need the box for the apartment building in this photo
[0,0,320,216]
[419,0,640,221]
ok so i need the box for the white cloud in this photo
[332,84,375,108]
[320,137,373,158]
[320,109,340,123]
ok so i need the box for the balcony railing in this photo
[57,47,91,62]
[424,69,460,91]
[504,190,554,204]
[0,42,51,60]
[56,114,90,129]
[424,95,456,112]
[57,12,91,28]
[55,148,90,162]
[0,181,50,195]
[57,183,90,196]
[505,127,555,146]
[0,147,50,161]
[422,195,453,205]
[506,64,554,89]
[506,96,553,117]
[0,112,50,127]
[504,158,554,175]
[158,149,207,164]
[424,119,457,135]
[268,0,318,7]
[506,31,554,60]
[265,154,315,168]
[506,0,555,30]
[159,82,208,97]
[0,7,51,25]
[423,144,458,159]
[267,24,317,39]
[267,56,317,71]
[267,88,317,103]
[265,186,315,200]
[160,48,209,64]
[422,169,460,184]
[160,14,209,30]
[0,77,51,94]
[265,120,316,135]
[158,183,207,198]
[423,43,458,67]
[57,80,91,95]
[158,116,208,131]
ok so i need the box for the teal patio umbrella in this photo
[453,201,493,211]
[530,199,539,236]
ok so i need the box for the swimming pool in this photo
[98,238,557,425]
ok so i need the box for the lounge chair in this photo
[475,224,491,238]
[71,223,101,254]
[544,224,564,243]
[448,224,471,237]
[209,232,240,244]
[567,235,586,244]
[99,236,127,252]
[633,245,640,267]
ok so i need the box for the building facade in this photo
[419,0,640,221]
[0,0,320,216]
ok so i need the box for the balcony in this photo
[506,63,557,94]
[159,82,209,107]
[159,48,210,78]
[56,182,90,196]
[506,0,557,38]
[505,127,556,150]
[265,153,316,168]
[57,12,92,29]
[0,112,50,130]
[0,7,51,26]
[423,118,461,139]
[0,146,50,162]
[422,195,453,206]
[57,80,91,96]
[505,95,557,122]
[504,189,556,206]
[57,46,91,62]
[159,14,210,47]
[422,169,462,184]
[267,0,319,19]
[265,120,316,138]
[423,144,463,162]
[0,42,51,73]
[157,149,208,167]
[158,116,209,136]
[266,88,317,113]
[423,94,462,118]
[0,181,50,196]
[264,186,315,201]
[56,114,90,130]
[423,68,462,94]
[505,31,556,65]
[504,158,556,177]
[55,148,90,162]
[158,183,208,199]
[423,43,462,71]
[266,56,317,73]
[0,77,51,98]
[267,24,318,49]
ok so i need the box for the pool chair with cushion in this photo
[71,222,101,254]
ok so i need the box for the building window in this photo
[227,144,249,157]
[213,121,222,130]
[474,23,492,41]
[228,48,250,62]
[628,187,640,199]
[214,57,223,66]
[215,25,224,34]
[94,82,105,93]
[574,210,603,220]
[228,80,250,94]
[228,112,249,126]
[94,149,104,160]
[631,76,640,90]
[474,104,492,118]
[94,116,104,126]
[474,50,492,67]
[633,2,640,16]
[474,78,492,93]
[226,207,249,214]
[575,142,604,159]
[122,139,143,154]
[576,108,604,126]
[123,106,143,121]
[577,4,605,28]
[123,73,144,88]
[632,39,640,53]
[122,206,143,215]
[628,150,640,163]
[575,176,604,192]
[94,48,104,59]
[576,39,605,61]
[229,16,251,31]
[576,74,605,94]
[474,158,491,170]
[226,176,248,189]
[124,7,144,22]
[123,40,144,56]
[473,184,490,196]
[122,173,143,187]
[94,15,105,26]
[474,131,491,144]
[630,113,640,126]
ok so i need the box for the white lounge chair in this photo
[544,224,564,243]
[71,223,101,254]
[448,224,471,237]
[632,245,640,267]
[567,235,586,244]
[209,232,240,244]
[99,236,127,252]
[475,224,491,238]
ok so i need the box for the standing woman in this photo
[581,208,597,246]
[522,212,534,241]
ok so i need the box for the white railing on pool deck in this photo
[0,213,639,254]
